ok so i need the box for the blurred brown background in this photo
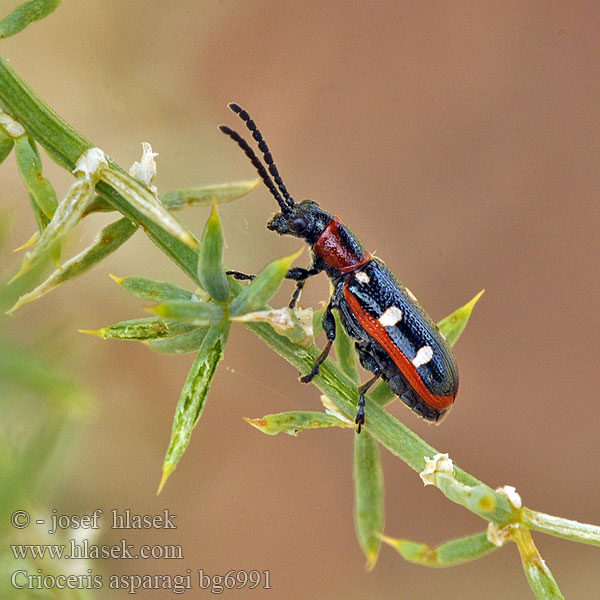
[1,1,599,598]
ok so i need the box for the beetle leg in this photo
[285,266,321,309]
[226,270,255,281]
[285,267,320,280]
[288,280,306,309]
[227,266,320,308]
[355,344,381,374]
[356,374,380,433]
[300,303,335,383]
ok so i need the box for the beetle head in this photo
[267,200,331,244]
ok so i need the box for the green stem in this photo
[0,53,87,169]
[521,508,600,547]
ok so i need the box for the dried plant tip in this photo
[231,307,313,347]
[420,453,454,486]
[129,142,158,193]
[73,147,109,180]
[487,522,520,548]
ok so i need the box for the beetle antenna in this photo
[228,103,294,208]
[219,125,292,214]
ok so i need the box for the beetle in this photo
[220,103,458,433]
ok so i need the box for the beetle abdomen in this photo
[338,258,458,420]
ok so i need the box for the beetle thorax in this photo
[313,217,372,275]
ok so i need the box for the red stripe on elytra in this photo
[343,284,454,411]
[314,218,371,274]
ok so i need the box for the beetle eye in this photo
[290,216,308,233]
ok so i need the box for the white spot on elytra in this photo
[412,345,433,368]
[378,306,403,327]
[355,271,370,284]
[405,287,418,302]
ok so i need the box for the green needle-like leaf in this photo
[111,275,192,302]
[244,411,348,436]
[147,327,208,355]
[312,307,324,337]
[522,560,565,600]
[86,179,260,215]
[13,135,57,219]
[161,179,259,210]
[521,508,600,546]
[340,294,386,571]
[81,318,196,341]
[100,167,198,251]
[7,218,136,313]
[9,177,95,282]
[0,0,61,39]
[197,200,229,303]
[158,321,231,492]
[354,431,384,570]
[229,248,303,317]
[149,299,223,326]
[379,530,497,567]
[0,136,13,164]
[511,527,565,600]
[27,192,50,231]
[438,290,484,348]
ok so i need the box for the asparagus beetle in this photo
[220,103,458,432]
